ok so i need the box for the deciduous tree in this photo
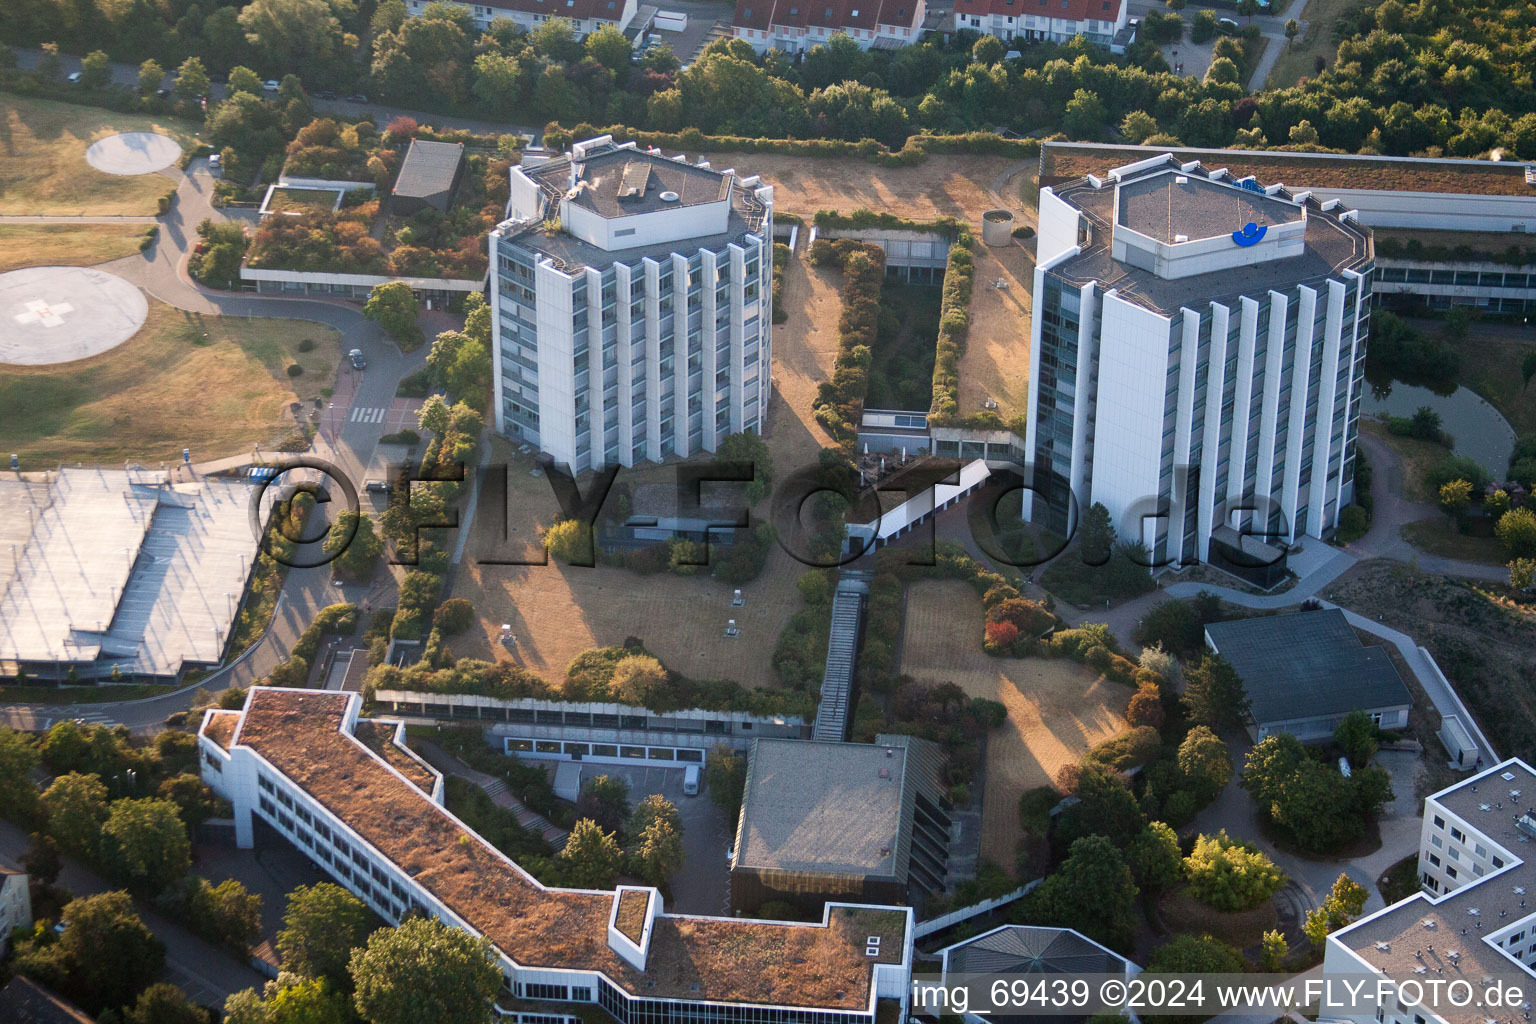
[559,819,622,889]
[350,918,501,1024]
[277,883,377,987]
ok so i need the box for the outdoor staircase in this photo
[689,22,733,63]
[812,570,872,742]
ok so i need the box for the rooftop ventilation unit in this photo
[659,190,680,202]
[1175,175,1188,184]
[1174,233,1188,242]
[1517,813,1536,839]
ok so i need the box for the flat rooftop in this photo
[0,469,262,676]
[1041,141,1536,197]
[737,739,909,878]
[215,689,906,1009]
[564,148,731,219]
[1117,171,1301,244]
[1205,609,1411,725]
[1049,156,1372,315]
[1334,760,1536,1024]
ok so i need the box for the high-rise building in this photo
[490,137,774,473]
[1025,153,1375,567]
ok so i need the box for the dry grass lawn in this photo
[765,250,843,471]
[961,241,1034,419]
[899,580,1130,867]
[449,443,812,692]
[703,152,1026,223]
[0,301,339,465]
[1358,418,1449,504]
[0,223,154,271]
[0,93,202,215]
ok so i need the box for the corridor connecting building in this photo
[490,137,775,473]
[199,688,912,1024]
[1025,153,1375,567]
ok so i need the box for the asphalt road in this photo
[0,819,268,1009]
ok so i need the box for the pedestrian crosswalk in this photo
[350,407,388,424]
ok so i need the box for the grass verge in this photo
[0,300,340,465]
[0,682,177,703]
[0,92,202,216]
[1400,517,1510,566]
[0,223,155,271]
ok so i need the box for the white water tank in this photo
[981,208,1015,246]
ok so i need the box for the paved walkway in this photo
[411,738,570,849]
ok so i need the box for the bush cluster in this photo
[808,239,886,443]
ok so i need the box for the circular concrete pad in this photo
[0,267,148,365]
[85,132,182,175]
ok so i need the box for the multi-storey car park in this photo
[198,688,912,1024]
[1026,152,1375,567]
[1324,759,1536,1024]
[490,137,774,473]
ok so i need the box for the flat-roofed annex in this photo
[214,688,907,1011]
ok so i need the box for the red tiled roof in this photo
[734,0,921,31]
[954,0,1121,23]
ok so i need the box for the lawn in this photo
[1359,418,1448,503]
[867,281,939,411]
[446,441,812,693]
[0,301,340,465]
[0,92,202,216]
[1331,560,1536,758]
[1400,516,1510,566]
[961,241,1033,419]
[899,579,1129,868]
[0,223,155,272]
[1264,0,1368,88]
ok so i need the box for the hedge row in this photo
[928,225,977,424]
[771,242,790,325]
[544,123,1044,167]
[1375,235,1536,268]
[807,238,886,445]
[811,209,952,233]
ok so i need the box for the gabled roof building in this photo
[732,0,928,53]
[403,0,638,36]
[951,0,1128,52]
[200,688,913,1024]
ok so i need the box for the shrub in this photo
[1184,830,1287,912]
[298,338,316,353]
[286,363,303,377]
[1335,504,1369,543]
[434,598,475,635]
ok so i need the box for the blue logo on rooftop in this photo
[1238,178,1266,194]
[1232,222,1267,247]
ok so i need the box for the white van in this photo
[683,765,700,796]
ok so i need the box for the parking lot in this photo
[573,760,734,916]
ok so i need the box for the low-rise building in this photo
[936,924,1139,1023]
[951,0,1128,51]
[731,735,953,914]
[403,0,638,36]
[392,139,466,216]
[1204,608,1411,741]
[0,866,31,955]
[732,1,928,53]
[0,979,93,1024]
[200,688,913,1024]
[1325,759,1536,1024]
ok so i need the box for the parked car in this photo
[66,71,82,84]
[345,93,369,103]
[262,79,280,92]
[348,348,367,370]
[207,152,222,176]
[1217,17,1239,33]
[314,90,337,100]
[156,87,170,98]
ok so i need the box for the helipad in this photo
[0,266,148,365]
[84,131,183,176]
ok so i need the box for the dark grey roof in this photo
[1116,170,1301,244]
[394,140,464,200]
[0,979,94,1024]
[1205,609,1411,726]
[945,925,1132,976]
[1048,155,1372,316]
[733,734,946,881]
